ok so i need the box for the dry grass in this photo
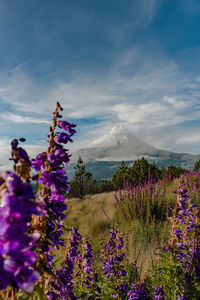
[56,191,117,265]
[64,192,116,252]
[58,180,176,276]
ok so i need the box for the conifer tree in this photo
[112,161,129,188]
[69,157,97,198]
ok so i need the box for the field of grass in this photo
[48,172,200,299]
[61,178,178,276]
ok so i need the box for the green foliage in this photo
[111,157,159,188]
[69,157,98,198]
[98,179,115,193]
[131,157,150,182]
[150,181,200,299]
[194,159,200,171]
[166,163,186,178]
[69,158,186,197]
[112,157,186,189]
[112,161,129,188]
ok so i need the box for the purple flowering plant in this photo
[128,281,150,300]
[115,175,175,225]
[99,228,130,299]
[152,179,200,299]
[0,172,40,297]
[1,103,200,299]
[47,227,101,299]
[31,102,76,267]
[0,103,77,298]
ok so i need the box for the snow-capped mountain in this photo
[71,125,199,164]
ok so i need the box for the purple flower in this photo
[128,282,149,300]
[116,235,124,250]
[154,284,165,300]
[101,229,128,296]
[55,132,73,144]
[39,169,70,193]
[0,173,39,292]
[11,139,19,150]
[159,179,200,298]
[31,104,76,269]
[31,152,47,171]
[57,120,76,136]
[47,228,82,299]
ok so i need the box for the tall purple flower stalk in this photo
[47,227,82,300]
[31,102,76,264]
[115,175,173,223]
[0,172,39,292]
[74,237,101,298]
[156,178,200,298]
[167,182,200,282]
[101,229,128,298]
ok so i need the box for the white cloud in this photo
[112,94,198,128]
[0,71,48,114]
[178,133,200,145]
[0,48,185,118]
[142,127,200,155]
[5,112,50,124]
[0,48,200,154]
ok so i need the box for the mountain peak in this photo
[110,125,129,136]
[71,125,198,164]
[88,125,132,147]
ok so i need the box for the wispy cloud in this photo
[143,0,158,25]
[112,95,197,128]
[0,47,200,154]
[4,112,50,124]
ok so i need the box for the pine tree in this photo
[69,157,97,198]
[112,161,129,188]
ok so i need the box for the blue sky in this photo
[1,0,200,168]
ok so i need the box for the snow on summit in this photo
[72,125,174,162]
[88,125,132,147]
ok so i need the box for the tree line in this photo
[69,156,200,199]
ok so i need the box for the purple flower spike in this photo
[159,178,200,298]
[31,104,76,267]
[47,228,82,299]
[101,229,128,297]
[0,172,39,292]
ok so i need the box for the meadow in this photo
[0,103,199,299]
[64,178,177,276]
